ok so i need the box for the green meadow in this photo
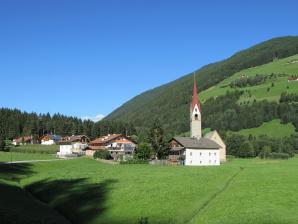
[0,152,58,162]
[1,154,298,224]
[231,119,296,138]
[199,54,298,103]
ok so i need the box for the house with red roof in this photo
[86,134,136,157]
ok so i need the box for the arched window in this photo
[194,114,198,120]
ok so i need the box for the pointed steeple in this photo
[191,73,201,112]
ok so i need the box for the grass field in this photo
[0,152,58,162]
[1,155,298,224]
[230,119,296,138]
[199,54,298,103]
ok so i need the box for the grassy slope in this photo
[0,163,69,224]
[106,36,298,134]
[230,119,296,138]
[200,54,298,103]
[0,157,295,224]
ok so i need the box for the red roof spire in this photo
[192,73,201,112]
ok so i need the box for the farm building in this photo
[169,76,226,166]
[86,134,136,157]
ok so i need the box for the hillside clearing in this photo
[230,119,296,138]
[200,54,298,103]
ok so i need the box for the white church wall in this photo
[185,149,220,166]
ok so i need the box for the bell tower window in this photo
[194,114,198,120]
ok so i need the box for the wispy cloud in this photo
[82,114,105,122]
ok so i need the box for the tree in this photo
[149,119,169,159]
[259,146,271,159]
[3,140,14,152]
[237,141,255,158]
[135,143,152,160]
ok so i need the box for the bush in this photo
[93,150,112,160]
[268,152,289,160]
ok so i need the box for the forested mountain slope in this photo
[106,36,298,135]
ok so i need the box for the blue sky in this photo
[0,0,297,121]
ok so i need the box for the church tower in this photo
[190,75,202,139]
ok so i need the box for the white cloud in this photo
[82,114,105,122]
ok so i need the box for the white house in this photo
[169,75,226,166]
[57,143,88,158]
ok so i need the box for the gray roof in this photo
[173,137,221,149]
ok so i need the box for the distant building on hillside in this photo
[288,76,298,82]
[169,75,226,166]
[40,134,62,145]
[13,136,33,146]
[86,134,136,158]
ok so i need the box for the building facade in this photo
[170,75,226,166]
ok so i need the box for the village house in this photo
[86,134,136,158]
[169,76,226,166]
[57,135,89,158]
[40,134,62,145]
[61,135,90,144]
[288,76,298,82]
[13,136,33,146]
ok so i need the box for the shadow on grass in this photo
[0,163,34,182]
[25,178,117,224]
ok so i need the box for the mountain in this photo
[105,36,298,135]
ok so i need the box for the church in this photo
[169,76,226,166]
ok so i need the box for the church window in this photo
[214,153,217,156]
[190,152,192,156]
[209,152,211,156]
[195,114,198,120]
[200,152,202,156]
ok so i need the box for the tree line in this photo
[224,133,298,159]
[203,91,298,132]
[0,108,136,146]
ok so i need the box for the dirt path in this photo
[183,168,244,224]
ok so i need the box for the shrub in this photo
[93,150,112,160]
[268,152,289,160]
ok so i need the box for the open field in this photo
[199,54,298,103]
[230,119,297,138]
[0,152,58,163]
[1,155,298,224]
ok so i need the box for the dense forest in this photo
[0,108,136,141]
[106,36,298,134]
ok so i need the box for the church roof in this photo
[172,137,221,149]
[192,76,201,112]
